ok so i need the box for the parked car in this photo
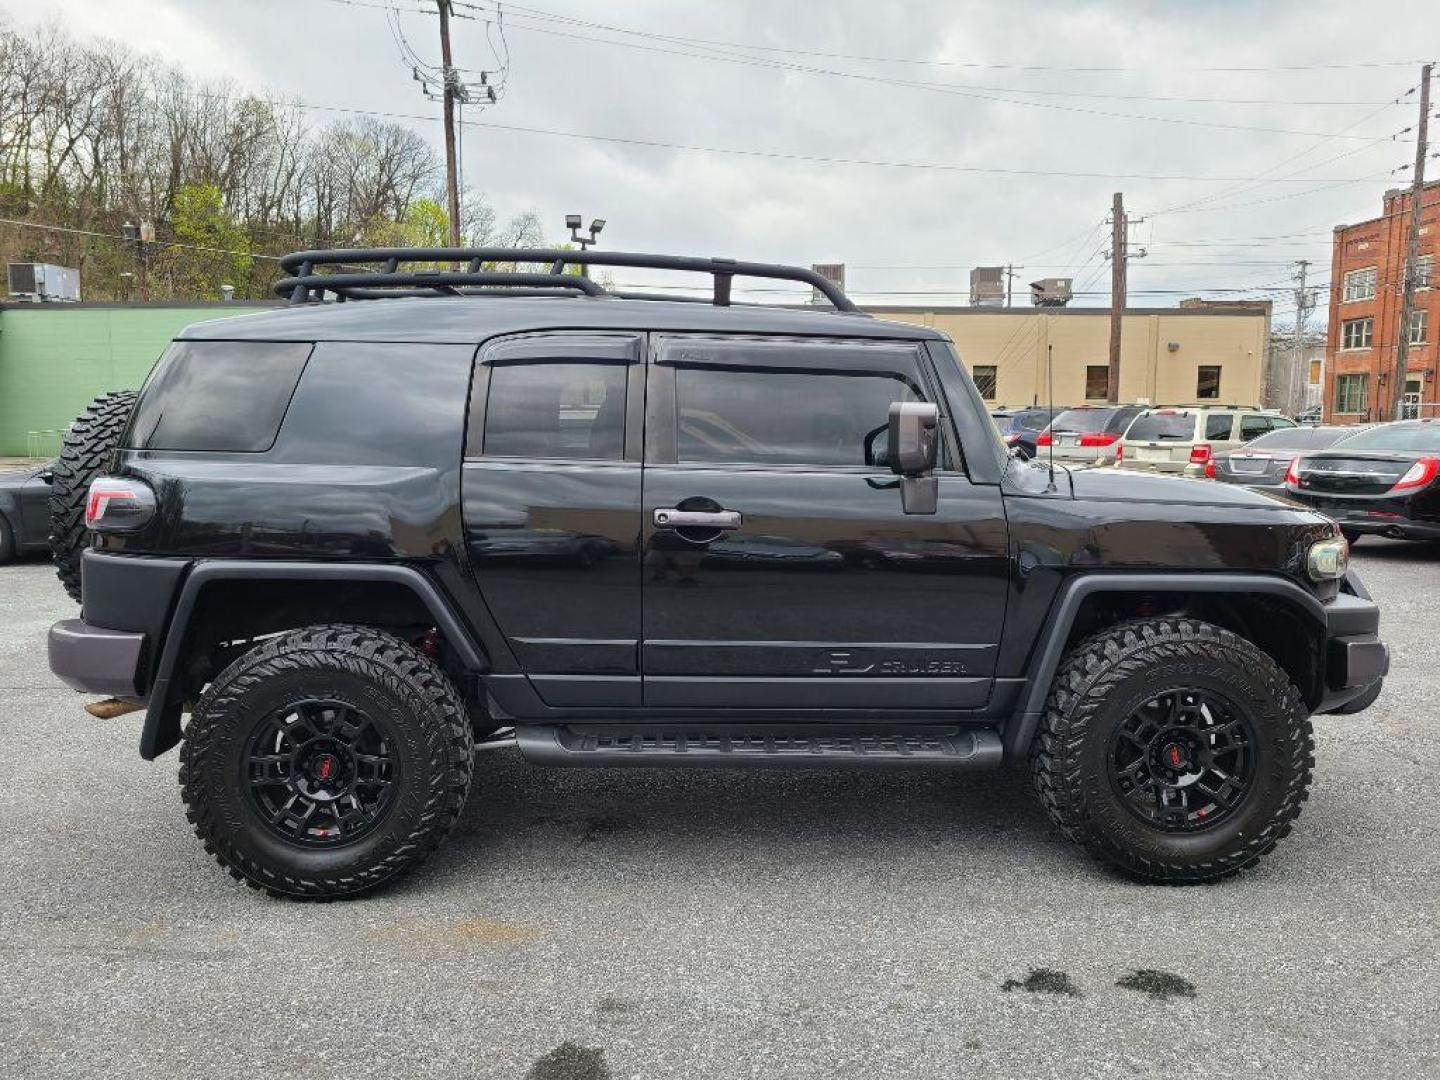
[1284,419,1440,543]
[46,246,1384,898]
[991,406,1067,460]
[0,461,54,563]
[1034,404,1145,466]
[1118,406,1296,476]
[1209,425,1370,490]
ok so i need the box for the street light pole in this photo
[566,215,606,278]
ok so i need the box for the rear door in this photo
[639,335,1010,712]
[462,333,645,707]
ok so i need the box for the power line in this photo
[0,216,279,261]
[445,9,1418,141]
[448,1,1426,75]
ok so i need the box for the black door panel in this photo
[461,333,644,708]
[641,335,1009,713]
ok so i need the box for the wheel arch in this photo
[1005,573,1328,759]
[141,561,489,760]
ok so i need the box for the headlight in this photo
[1307,537,1349,582]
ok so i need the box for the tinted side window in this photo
[125,341,312,452]
[1239,415,1271,440]
[1106,407,1142,433]
[675,367,920,467]
[484,362,627,460]
[1206,414,1235,440]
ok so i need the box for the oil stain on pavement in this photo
[1116,969,1197,1000]
[1001,968,1083,997]
[525,1041,611,1080]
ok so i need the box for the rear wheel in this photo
[180,624,475,899]
[1031,617,1313,883]
[48,390,138,602]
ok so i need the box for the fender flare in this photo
[1003,572,1327,759]
[140,560,487,760]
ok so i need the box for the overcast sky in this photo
[3,0,1435,320]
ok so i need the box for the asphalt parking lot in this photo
[2,544,1438,1080]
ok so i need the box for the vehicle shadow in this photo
[1350,537,1440,561]
[435,749,1064,884]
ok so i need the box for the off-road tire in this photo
[180,624,475,900]
[1030,617,1313,883]
[48,390,138,602]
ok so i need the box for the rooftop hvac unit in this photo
[1029,277,1073,307]
[811,263,845,305]
[970,266,1005,306]
[7,262,81,302]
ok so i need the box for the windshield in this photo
[1125,412,1196,441]
[1048,408,1114,434]
[1328,423,1440,453]
[1245,426,1361,451]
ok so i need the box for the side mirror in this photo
[886,401,939,514]
[887,401,939,476]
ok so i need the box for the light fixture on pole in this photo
[566,215,605,277]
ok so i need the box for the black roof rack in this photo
[273,248,862,313]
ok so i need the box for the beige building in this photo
[868,304,1270,410]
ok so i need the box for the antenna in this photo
[1046,343,1057,492]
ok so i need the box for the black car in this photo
[1210,425,1369,491]
[0,461,54,563]
[991,406,1066,460]
[1285,419,1440,543]
[43,247,1385,899]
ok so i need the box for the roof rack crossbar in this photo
[273,248,862,313]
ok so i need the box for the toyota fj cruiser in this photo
[46,248,1388,899]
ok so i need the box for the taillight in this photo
[1392,456,1440,492]
[1115,442,1123,461]
[1285,457,1303,486]
[1204,459,1216,479]
[1036,431,1053,447]
[85,477,156,532]
[1078,432,1121,447]
[1189,443,1212,465]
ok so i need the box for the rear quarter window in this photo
[1126,412,1196,441]
[125,341,312,452]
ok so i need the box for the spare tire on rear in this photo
[48,390,138,603]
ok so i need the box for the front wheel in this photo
[1031,617,1313,883]
[180,624,474,899]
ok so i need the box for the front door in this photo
[462,332,645,707]
[640,335,1009,712]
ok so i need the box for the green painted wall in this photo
[0,304,271,456]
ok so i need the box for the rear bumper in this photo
[48,618,147,699]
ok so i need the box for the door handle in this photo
[653,508,742,530]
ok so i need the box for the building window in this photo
[1416,254,1433,290]
[1410,309,1429,344]
[971,365,997,400]
[1334,374,1368,414]
[1341,317,1373,350]
[1196,366,1222,400]
[1084,365,1108,400]
[1342,266,1377,302]
[1309,359,1322,385]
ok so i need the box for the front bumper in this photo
[1318,573,1389,713]
[48,618,147,699]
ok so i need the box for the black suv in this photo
[45,249,1388,899]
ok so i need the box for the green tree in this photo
[162,182,252,299]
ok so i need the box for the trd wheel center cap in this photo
[311,753,340,783]
[1162,742,1189,770]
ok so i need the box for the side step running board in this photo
[514,725,1004,769]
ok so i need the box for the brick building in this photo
[1325,180,1439,422]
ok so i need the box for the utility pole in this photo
[1004,264,1024,307]
[1291,259,1313,415]
[436,0,462,247]
[1107,192,1127,404]
[1393,61,1432,420]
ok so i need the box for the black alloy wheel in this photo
[1107,688,1255,833]
[244,698,400,847]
